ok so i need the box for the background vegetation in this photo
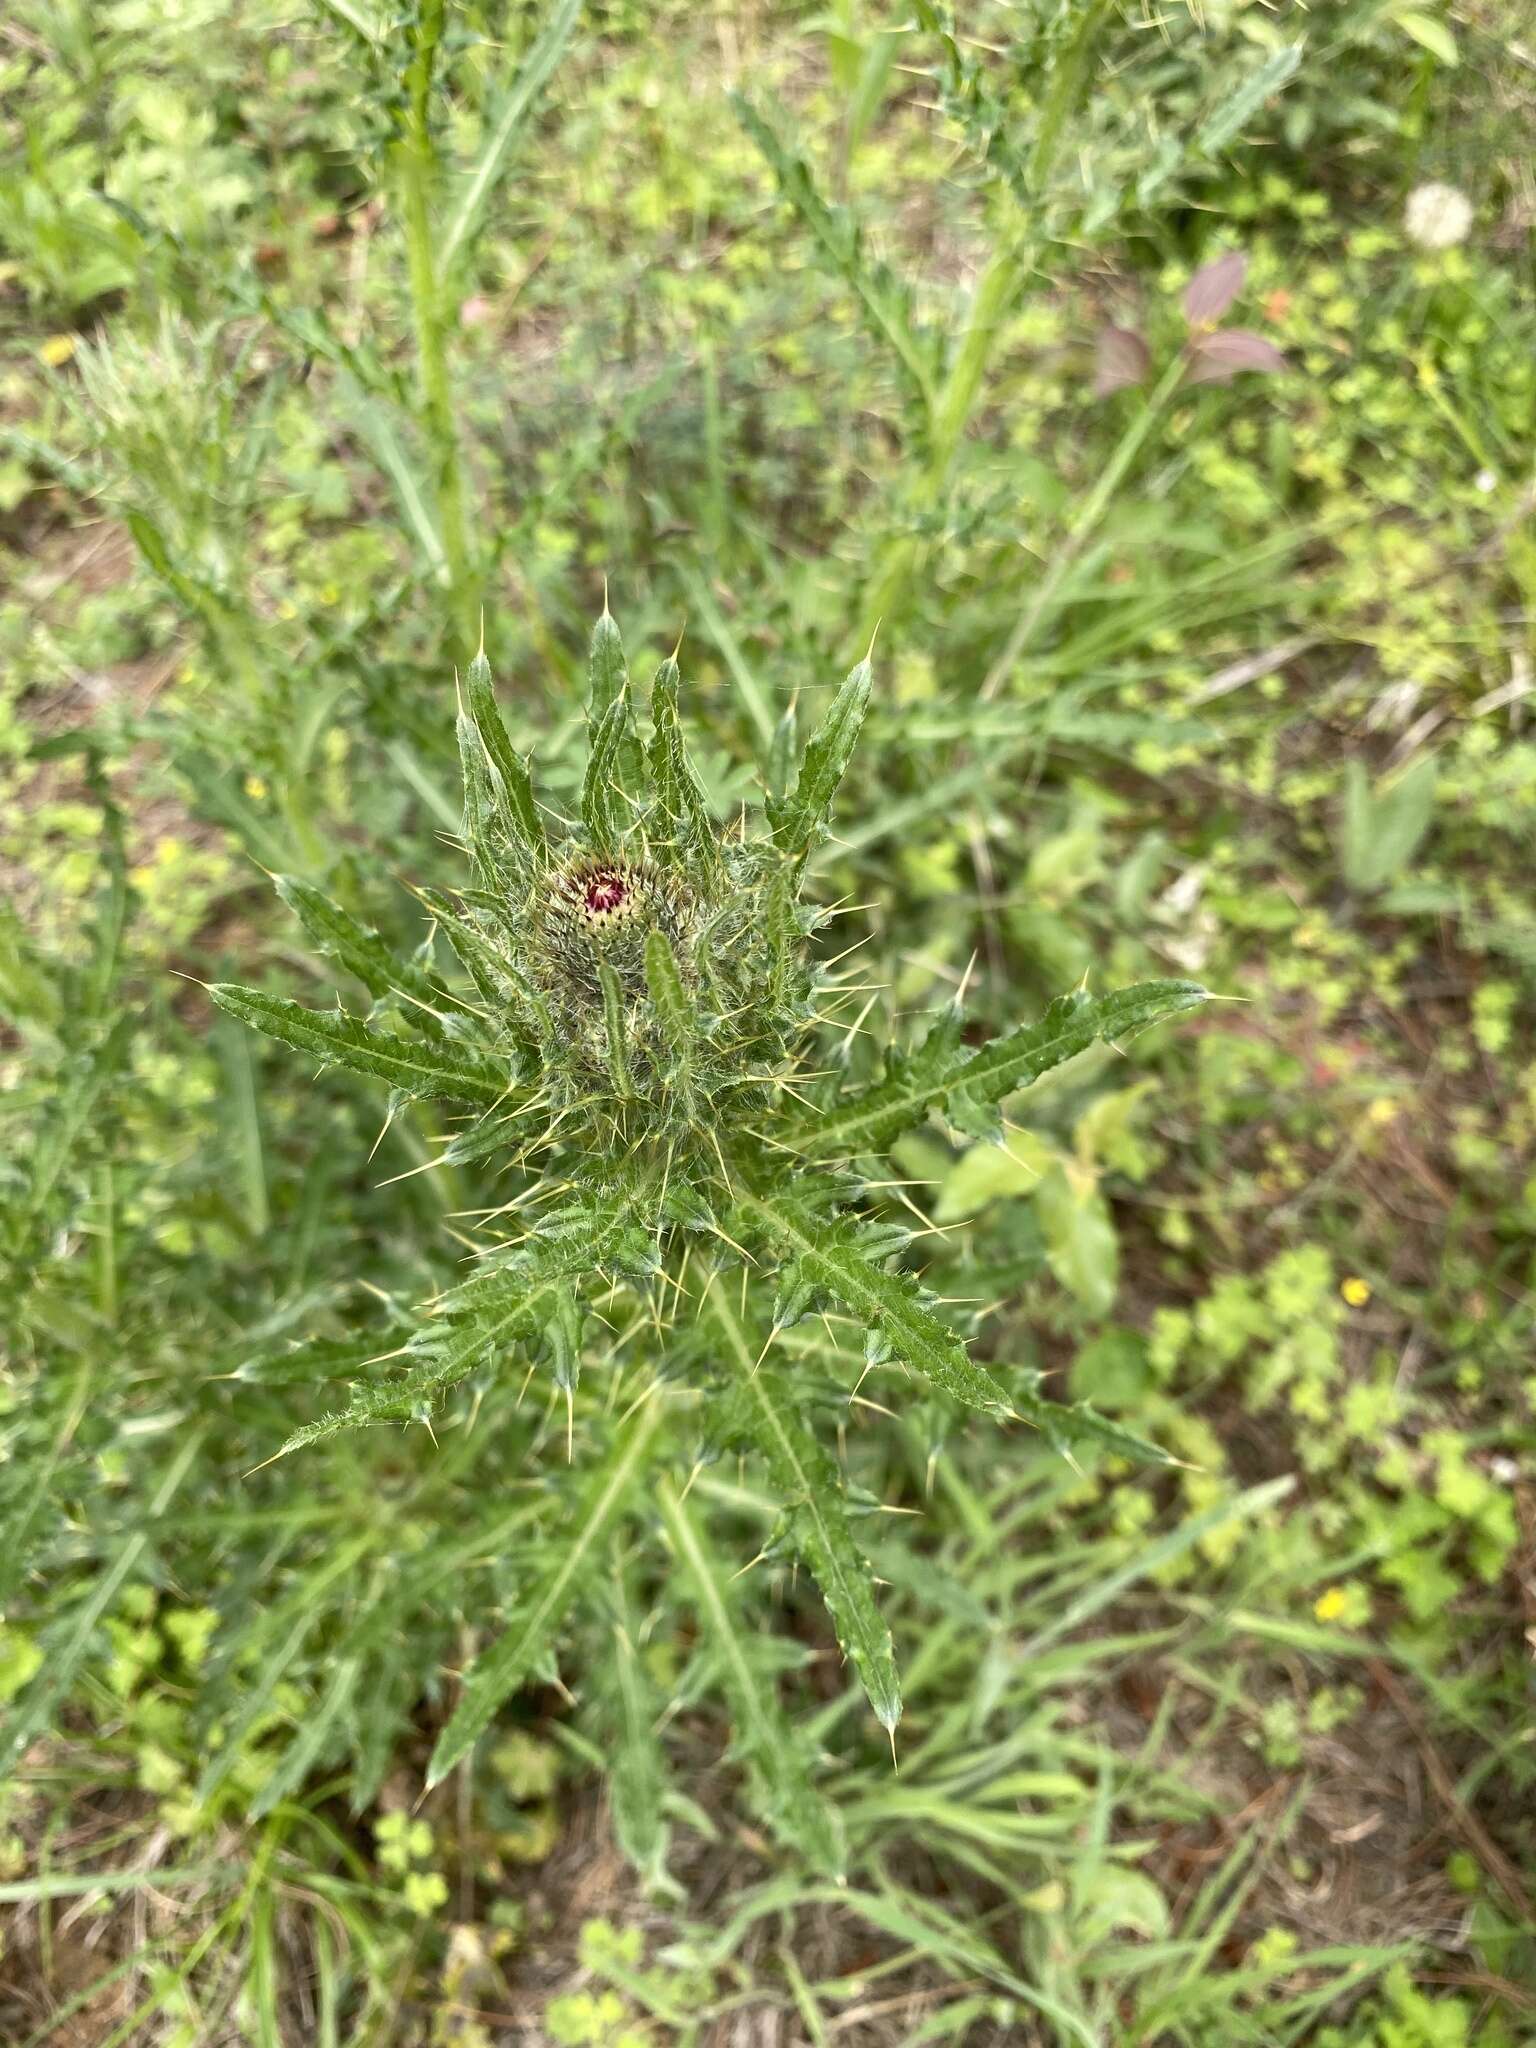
[2,0,1533,2042]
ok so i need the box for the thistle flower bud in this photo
[448,611,866,1167]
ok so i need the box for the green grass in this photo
[2,1,1534,2042]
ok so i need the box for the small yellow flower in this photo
[1341,1276,1371,1308]
[40,334,78,368]
[244,774,269,801]
[1314,1587,1348,1623]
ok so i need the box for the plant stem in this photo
[979,348,1187,700]
[399,0,476,657]
[857,237,1032,644]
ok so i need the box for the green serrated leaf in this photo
[428,1391,667,1784]
[582,696,636,850]
[738,1190,1010,1417]
[647,655,717,869]
[765,653,872,865]
[207,986,509,1104]
[274,874,458,1018]
[703,1276,900,1731]
[464,652,546,869]
[1011,1373,1174,1468]
[795,980,1209,1159]
[644,928,695,1055]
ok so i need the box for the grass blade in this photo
[0,1432,204,1780]
[439,0,583,278]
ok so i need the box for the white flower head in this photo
[1405,182,1473,251]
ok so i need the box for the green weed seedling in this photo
[211,605,1209,1861]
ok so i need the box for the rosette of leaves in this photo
[210,607,1208,1849]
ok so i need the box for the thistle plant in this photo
[210,609,1208,1847]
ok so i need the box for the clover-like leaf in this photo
[1184,328,1288,384]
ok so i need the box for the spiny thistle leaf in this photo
[599,961,635,1096]
[793,980,1210,1159]
[206,986,509,1104]
[587,605,645,794]
[457,705,497,853]
[274,873,459,1016]
[587,605,628,723]
[581,694,636,850]
[737,1189,1012,1417]
[1010,1375,1181,1468]
[464,651,545,869]
[703,1274,900,1732]
[274,1258,587,1453]
[411,885,519,1008]
[427,1390,669,1785]
[656,1475,845,1875]
[766,651,872,866]
[955,980,1209,1108]
[644,927,695,1056]
[647,654,715,868]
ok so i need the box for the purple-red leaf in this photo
[1183,250,1247,326]
[1094,324,1152,397]
[1183,327,1288,385]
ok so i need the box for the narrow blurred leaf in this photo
[0,1432,203,1781]
[732,94,938,426]
[1396,11,1458,64]
[656,1475,844,1873]
[1338,754,1438,893]
[440,0,583,276]
[1196,41,1303,156]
